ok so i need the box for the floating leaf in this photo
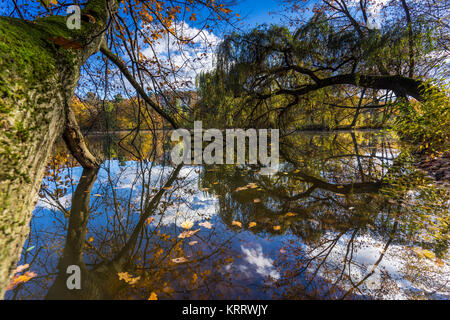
[253,198,261,203]
[273,225,281,231]
[181,220,194,229]
[232,220,242,228]
[199,221,212,229]
[248,222,257,228]
[6,271,37,291]
[189,241,198,246]
[172,257,189,264]
[88,237,94,243]
[285,212,297,217]
[118,272,140,285]
[422,249,436,260]
[178,229,200,239]
[12,264,29,274]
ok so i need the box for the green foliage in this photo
[394,83,450,152]
[196,13,439,130]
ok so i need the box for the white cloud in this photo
[241,244,280,279]
[141,21,221,89]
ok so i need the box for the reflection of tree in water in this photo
[200,132,449,299]
[45,164,184,299]
[6,131,449,299]
[8,159,248,300]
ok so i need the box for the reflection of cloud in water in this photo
[36,194,73,210]
[35,161,220,228]
[304,233,450,299]
[240,244,280,280]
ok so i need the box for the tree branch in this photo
[260,74,427,101]
[99,42,179,129]
[63,106,101,169]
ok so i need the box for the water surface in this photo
[6,131,449,300]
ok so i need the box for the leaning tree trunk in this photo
[0,0,115,298]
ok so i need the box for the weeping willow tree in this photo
[196,10,442,130]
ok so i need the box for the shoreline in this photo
[415,151,450,187]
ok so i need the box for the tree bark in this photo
[63,106,101,169]
[0,0,116,298]
[263,74,428,102]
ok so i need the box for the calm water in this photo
[5,130,449,300]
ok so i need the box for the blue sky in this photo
[233,0,284,28]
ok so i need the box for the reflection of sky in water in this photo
[18,162,285,299]
[8,132,449,300]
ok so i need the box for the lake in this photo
[5,130,449,300]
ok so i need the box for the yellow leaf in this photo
[232,220,242,228]
[6,271,37,291]
[148,292,158,300]
[273,225,281,231]
[172,257,189,264]
[181,220,194,229]
[285,212,297,217]
[88,236,94,242]
[12,264,29,274]
[117,272,140,285]
[422,249,436,260]
[199,221,212,229]
[178,229,200,239]
[253,198,261,203]
[249,222,257,228]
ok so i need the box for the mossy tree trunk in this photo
[0,0,116,298]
